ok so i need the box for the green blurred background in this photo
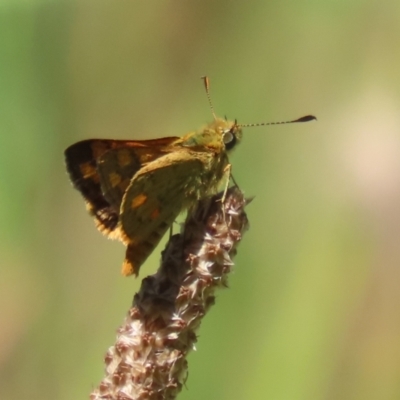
[2,1,400,399]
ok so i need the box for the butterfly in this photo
[65,77,316,276]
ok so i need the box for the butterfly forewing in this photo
[64,137,179,237]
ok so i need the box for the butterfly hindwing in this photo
[119,150,209,276]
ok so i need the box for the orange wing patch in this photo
[79,162,98,180]
[131,193,148,209]
[108,172,122,188]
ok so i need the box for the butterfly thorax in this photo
[178,118,242,153]
[166,118,240,195]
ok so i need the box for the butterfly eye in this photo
[223,130,237,150]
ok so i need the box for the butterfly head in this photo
[209,117,243,152]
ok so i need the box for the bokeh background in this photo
[2,1,400,399]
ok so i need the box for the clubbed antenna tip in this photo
[239,114,317,128]
[293,115,317,123]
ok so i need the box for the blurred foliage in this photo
[1,1,400,399]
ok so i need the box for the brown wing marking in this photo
[119,151,207,276]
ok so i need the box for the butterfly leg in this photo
[230,173,240,189]
[218,163,234,224]
[220,163,232,204]
[218,165,242,224]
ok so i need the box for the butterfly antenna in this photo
[201,76,217,120]
[238,114,317,128]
